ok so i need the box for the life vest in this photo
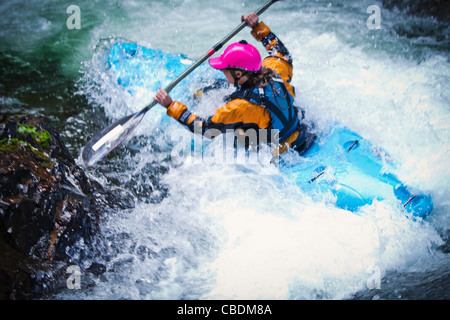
[224,75,300,143]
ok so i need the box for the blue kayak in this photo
[106,41,433,218]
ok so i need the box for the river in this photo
[0,0,448,300]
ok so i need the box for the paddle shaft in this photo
[144,0,279,112]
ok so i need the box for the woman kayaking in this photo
[154,12,315,156]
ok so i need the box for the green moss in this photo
[29,146,52,166]
[0,137,52,166]
[0,138,21,152]
[17,123,52,148]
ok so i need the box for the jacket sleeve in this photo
[251,21,293,65]
[251,22,295,96]
[166,100,271,139]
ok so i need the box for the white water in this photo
[62,0,448,299]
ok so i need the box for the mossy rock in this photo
[0,114,133,299]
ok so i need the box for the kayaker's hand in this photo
[241,13,259,28]
[154,87,173,108]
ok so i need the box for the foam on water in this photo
[62,151,443,299]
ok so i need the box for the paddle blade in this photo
[82,110,147,167]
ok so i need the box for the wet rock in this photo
[0,114,132,299]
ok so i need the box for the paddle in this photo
[81,0,280,167]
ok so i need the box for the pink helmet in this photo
[209,40,262,72]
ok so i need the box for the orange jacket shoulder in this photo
[211,99,271,129]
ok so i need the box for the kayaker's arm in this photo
[249,17,295,94]
[251,21,293,66]
[164,99,270,139]
[242,13,293,66]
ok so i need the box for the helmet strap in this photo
[229,68,241,87]
[229,68,250,87]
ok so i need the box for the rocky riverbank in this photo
[0,114,132,299]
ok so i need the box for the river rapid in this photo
[0,0,449,300]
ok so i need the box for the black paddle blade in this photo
[81,110,147,167]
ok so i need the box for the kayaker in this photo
[154,12,315,157]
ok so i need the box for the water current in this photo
[0,0,449,300]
